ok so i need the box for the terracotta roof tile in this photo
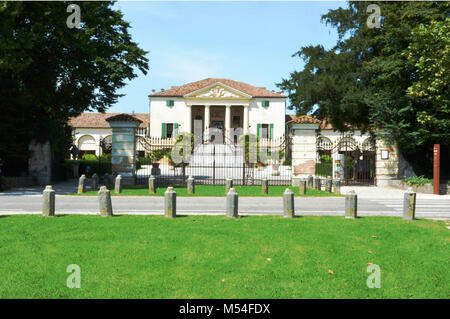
[150,78,285,98]
[68,113,149,129]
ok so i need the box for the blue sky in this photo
[110,1,346,114]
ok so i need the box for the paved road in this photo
[0,185,449,218]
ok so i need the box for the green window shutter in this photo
[257,123,261,138]
[269,124,274,139]
[161,123,166,138]
[262,100,270,107]
[285,124,288,136]
[166,100,174,107]
[174,123,179,136]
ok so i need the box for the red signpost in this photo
[433,144,440,195]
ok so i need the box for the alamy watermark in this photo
[66,4,81,29]
[170,120,280,165]
[366,4,381,29]
[66,264,81,288]
[366,264,381,288]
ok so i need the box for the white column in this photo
[243,104,249,134]
[204,105,211,143]
[225,104,231,144]
[186,104,192,134]
[204,105,210,130]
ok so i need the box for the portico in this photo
[187,102,249,143]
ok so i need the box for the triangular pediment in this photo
[184,82,251,99]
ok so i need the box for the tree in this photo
[0,1,149,176]
[277,1,449,177]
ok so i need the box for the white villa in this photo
[148,78,286,142]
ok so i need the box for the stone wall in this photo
[107,115,142,185]
[28,141,52,185]
[291,123,319,177]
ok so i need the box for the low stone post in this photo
[325,177,332,193]
[78,174,86,194]
[148,175,156,194]
[345,190,357,219]
[165,187,176,218]
[333,180,341,195]
[261,178,268,194]
[283,188,295,218]
[225,177,233,194]
[298,179,306,195]
[98,186,113,217]
[314,177,321,191]
[42,185,55,217]
[92,173,99,191]
[403,188,416,220]
[307,175,313,188]
[226,188,239,218]
[114,174,122,194]
[187,176,195,194]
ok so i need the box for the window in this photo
[161,123,178,138]
[262,100,270,107]
[257,123,274,138]
[166,123,174,138]
[232,115,241,127]
[166,100,174,107]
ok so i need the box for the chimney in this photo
[151,89,155,93]
[161,88,165,92]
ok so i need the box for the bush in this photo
[73,159,111,177]
[82,154,98,161]
[402,175,433,186]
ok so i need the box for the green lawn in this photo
[73,185,340,197]
[0,215,448,298]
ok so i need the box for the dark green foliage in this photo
[0,1,149,176]
[277,1,449,178]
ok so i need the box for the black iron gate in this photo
[135,134,292,186]
[316,135,376,185]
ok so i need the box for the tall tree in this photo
[277,1,449,177]
[0,1,149,176]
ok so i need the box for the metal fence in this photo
[135,133,292,186]
[316,135,376,185]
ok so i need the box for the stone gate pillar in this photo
[106,114,142,185]
[290,116,321,178]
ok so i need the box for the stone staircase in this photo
[189,143,245,167]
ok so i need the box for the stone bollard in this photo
[261,178,268,194]
[345,190,357,219]
[225,177,233,194]
[307,175,314,188]
[314,177,321,191]
[148,175,156,194]
[325,177,332,193]
[78,174,86,194]
[187,176,195,194]
[299,179,307,195]
[283,188,295,218]
[333,180,341,195]
[98,186,113,217]
[226,188,239,218]
[91,173,99,191]
[42,185,55,217]
[164,187,176,218]
[403,188,416,220]
[114,175,122,194]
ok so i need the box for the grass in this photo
[72,185,340,197]
[0,215,448,299]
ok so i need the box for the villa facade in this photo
[148,78,286,143]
